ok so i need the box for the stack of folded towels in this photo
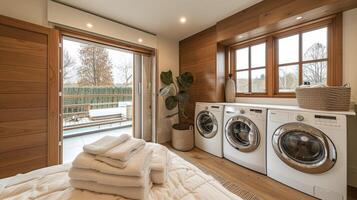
[68,134,168,200]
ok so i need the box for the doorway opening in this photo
[60,35,155,163]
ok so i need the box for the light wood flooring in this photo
[166,145,357,200]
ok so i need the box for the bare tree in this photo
[303,43,327,85]
[63,50,76,84]
[116,63,133,87]
[77,45,114,86]
[279,70,298,91]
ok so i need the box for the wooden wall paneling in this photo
[0,15,59,178]
[0,119,47,138]
[0,156,47,178]
[48,29,60,166]
[216,0,357,45]
[179,0,356,120]
[329,13,343,86]
[179,26,221,122]
[216,44,226,102]
[217,0,288,43]
[266,36,274,96]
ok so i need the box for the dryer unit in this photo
[267,109,347,200]
[195,102,224,157]
[223,105,267,174]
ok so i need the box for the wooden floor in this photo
[166,145,357,200]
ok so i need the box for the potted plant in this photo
[159,70,194,151]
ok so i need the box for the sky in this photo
[63,37,134,86]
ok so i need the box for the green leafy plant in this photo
[159,70,194,130]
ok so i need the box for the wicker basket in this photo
[296,86,351,111]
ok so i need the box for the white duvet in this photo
[0,150,242,200]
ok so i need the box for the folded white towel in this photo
[103,137,146,161]
[148,143,169,184]
[95,155,128,168]
[68,167,149,187]
[91,142,169,184]
[83,134,129,155]
[70,179,152,200]
[73,146,153,177]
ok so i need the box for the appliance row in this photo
[194,102,348,200]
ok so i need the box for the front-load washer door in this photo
[196,111,218,138]
[225,116,260,152]
[272,122,337,174]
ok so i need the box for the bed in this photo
[0,149,242,200]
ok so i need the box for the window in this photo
[229,15,342,97]
[233,42,266,94]
[277,27,328,93]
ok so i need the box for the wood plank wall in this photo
[216,0,357,44]
[179,26,225,122]
[179,0,357,121]
[0,15,59,178]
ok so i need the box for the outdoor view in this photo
[235,27,328,93]
[236,42,266,93]
[278,27,328,92]
[62,37,134,162]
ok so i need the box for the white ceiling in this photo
[54,0,262,40]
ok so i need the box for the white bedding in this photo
[0,149,242,200]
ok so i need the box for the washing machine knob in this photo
[240,109,245,114]
[296,115,304,121]
[205,106,209,110]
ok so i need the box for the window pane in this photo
[279,65,299,92]
[251,68,266,93]
[303,27,327,61]
[251,43,266,68]
[303,61,327,85]
[278,34,299,64]
[235,47,249,70]
[236,71,249,93]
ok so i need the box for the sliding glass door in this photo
[60,35,156,163]
[133,54,156,142]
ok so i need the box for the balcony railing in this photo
[62,86,133,134]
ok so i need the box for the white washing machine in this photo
[267,109,347,200]
[195,102,224,157]
[223,105,267,174]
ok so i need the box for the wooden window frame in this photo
[230,38,268,97]
[229,14,342,98]
[57,27,155,56]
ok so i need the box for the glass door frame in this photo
[57,27,157,163]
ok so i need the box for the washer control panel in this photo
[314,115,339,127]
[225,106,266,120]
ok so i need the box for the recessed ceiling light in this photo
[238,35,245,39]
[179,17,187,24]
[86,23,93,28]
[296,16,303,20]
[138,38,143,43]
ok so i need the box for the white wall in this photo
[0,0,179,144]
[0,0,48,26]
[156,35,179,143]
[343,8,357,188]
[343,8,357,103]
[47,1,157,48]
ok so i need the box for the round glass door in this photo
[196,111,218,138]
[272,122,336,174]
[225,116,260,152]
